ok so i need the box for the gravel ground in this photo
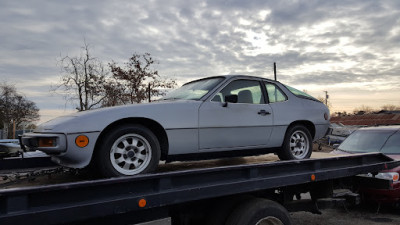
[292,207,400,225]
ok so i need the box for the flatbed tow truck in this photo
[0,153,399,225]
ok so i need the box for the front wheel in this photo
[94,125,160,177]
[278,125,312,160]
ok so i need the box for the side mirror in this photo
[223,95,238,107]
[332,144,340,149]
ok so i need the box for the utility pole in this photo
[324,91,329,105]
[148,83,151,102]
[273,62,277,81]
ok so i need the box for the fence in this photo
[0,129,33,140]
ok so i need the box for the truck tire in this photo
[278,125,312,160]
[95,124,160,177]
[225,198,292,225]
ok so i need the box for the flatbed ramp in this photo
[0,153,398,225]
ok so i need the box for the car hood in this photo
[35,100,202,133]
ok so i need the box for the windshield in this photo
[338,129,397,153]
[284,85,319,101]
[162,77,224,100]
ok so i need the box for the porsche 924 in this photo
[21,75,330,177]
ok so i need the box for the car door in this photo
[198,79,273,151]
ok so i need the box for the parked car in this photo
[0,139,21,158]
[332,126,400,203]
[326,123,360,145]
[21,75,330,177]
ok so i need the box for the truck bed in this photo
[0,153,398,225]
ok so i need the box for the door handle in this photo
[258,110,271,116]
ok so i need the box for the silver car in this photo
[21,75,330,177]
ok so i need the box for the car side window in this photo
[265,83,287,103]
[212,80,264,104]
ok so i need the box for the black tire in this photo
[278,125,312,160]
[94,124,160,177]
[225,198,292,225]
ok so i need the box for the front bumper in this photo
[360,186,400,203]
[20,133,67,154]
[356,175,400,203]
[21,131,100,168]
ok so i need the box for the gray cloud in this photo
[1,0,400,119]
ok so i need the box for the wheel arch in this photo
[93,117,169,161]
[287,120,316,139]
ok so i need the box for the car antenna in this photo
[274,62,277,81]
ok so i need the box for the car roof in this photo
[200,75,278,83]
[184,75,280,86]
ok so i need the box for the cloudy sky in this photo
[1,0,400,123]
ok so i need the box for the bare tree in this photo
[53,42,108,111]
[0,83,39,138]
[353,105,374,115]
[381,104,400,111]
[101,78,124,107]
[334,111,348,117]
[54,43,176,109]
[107,53,176,106]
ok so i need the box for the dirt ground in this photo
[292,207,400,225]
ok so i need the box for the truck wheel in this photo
[225,198,292,225]
[95,124,160,177]
[278,125,312,160]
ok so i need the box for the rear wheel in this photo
[225,198,292,225]
[95,125,160,177]
[278,125,312,160]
